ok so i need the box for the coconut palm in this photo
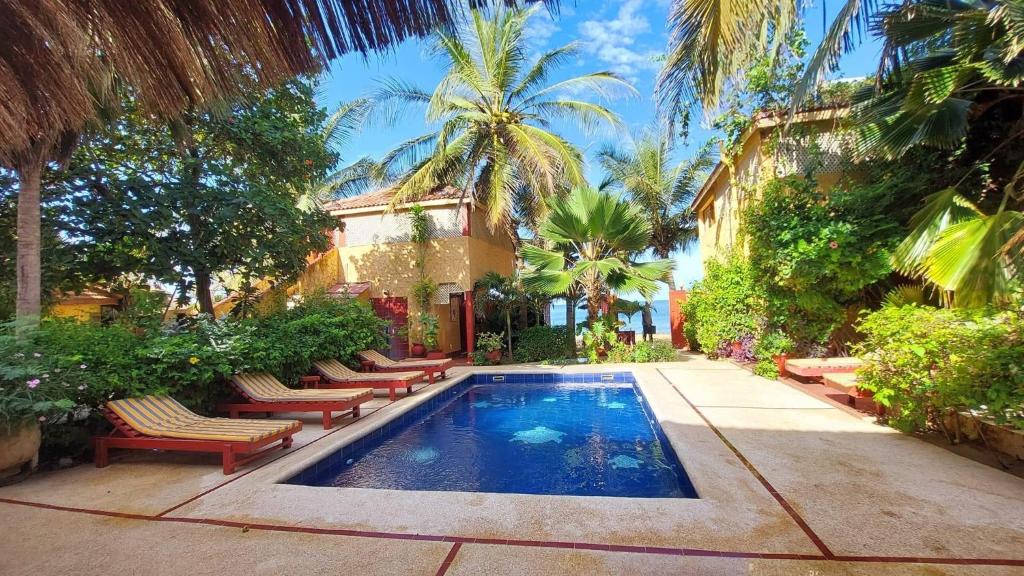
[597,130,712,290]
[3,0,555,328]
[371,7,634,232]
[657,0,877,113]
[295,99,380,211]
[522,187,675,327]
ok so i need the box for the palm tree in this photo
[522,187,675,327]
[371,7,634,232]
[296,99,380,212]
[4,0,550,329]
[597,130,712,290]
[657,0,877,114]
[473,271,546,357]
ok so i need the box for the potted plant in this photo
[755,330,794,376]
[420,312,440,356]
[0,347,79,484]
[476,332,504,364]
[580,321,614,363]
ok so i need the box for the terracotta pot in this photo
[0,421,41,484]
[731,341,743,356]
[772,353,789,376]
[485,350,502,363]
[410,342,427,357]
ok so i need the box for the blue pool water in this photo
[287,373,697,498]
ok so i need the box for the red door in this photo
[371,297,409,360]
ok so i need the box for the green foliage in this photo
[579,321,615,363]
[475,332,504,354]
[606,340,677,363]
[682,254,765,358]
[0,292,387,459]
[752,330,794,379]
[410,278,437,311]
[853,305,1024,432]
[418,312,439,350]
[744,175,905,348]
[240,293,388,383]
[50,78,335,313]
[512,326,574,363]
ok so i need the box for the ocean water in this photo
[290,378,696,498]
[549,299,672,334]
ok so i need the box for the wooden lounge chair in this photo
[95,395,301,474]
[218,373,373,430]
[357,349,453,384]
[311,358,425,401]
[784,357,863,378]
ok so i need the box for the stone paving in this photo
[2,355,1022,575]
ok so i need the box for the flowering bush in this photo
[606,340,677,363]
[0,336,82,433]
[744,176,903,350]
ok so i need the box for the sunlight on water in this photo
[471,400,493,408]
[408,447,439,463]
[541,397,558,403]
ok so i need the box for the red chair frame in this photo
[308,370,425,401]
[94,407,300,475]
[217,384,372,430]
[370,359,452,384]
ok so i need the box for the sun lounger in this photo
[357,349,453,384]
[784,357,864,377]
[312,358,425,401]
[95,395,301,474]
[218,373,373,430]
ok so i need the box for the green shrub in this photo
[751,330,793,378]
[682,254,765,358]
[744,175,905,349]
[0,293,388,461]
[241,293,389,382]
[606,340,678,363]
[854,305,1024,432]
[513,325,574,363]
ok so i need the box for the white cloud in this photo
[524,8,560,51]
[578,0,662,82]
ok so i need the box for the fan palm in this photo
[597,130,712,290]
[371,7,634,232]
[522,187,675,327]
[860,1,1024,306]
[295,99,380,211]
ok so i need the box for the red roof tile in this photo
[324,185,467,212]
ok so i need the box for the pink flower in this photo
[829,241,838,249]
[26,379,40,388]
[79,364,87,369]
[38,416,46,422]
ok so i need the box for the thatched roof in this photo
[0,0,554,166]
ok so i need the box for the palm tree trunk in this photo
[505,310,512,358]
[565,297,576,354]
[659,248,677,290]
[14,145,47,332]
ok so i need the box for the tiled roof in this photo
[323,185,466,212]
[326,282,372,297]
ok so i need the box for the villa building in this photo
[320,186,515,358]
[693,106,850,264]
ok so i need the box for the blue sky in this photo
[316,0,884,298]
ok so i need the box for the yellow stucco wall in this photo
[696,114,848,265]
[49,303,104,322]
[337,234,514,352]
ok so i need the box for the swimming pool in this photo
[286,373,697,498]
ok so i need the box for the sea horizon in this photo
[548,299,673,335]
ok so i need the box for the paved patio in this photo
[2,355,1022,575]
